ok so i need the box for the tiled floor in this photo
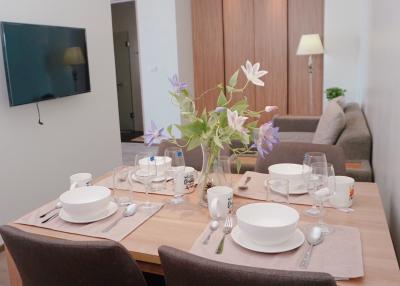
[0,142,156,286]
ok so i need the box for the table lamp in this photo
[63,47,86,92]
[296,34,324,113]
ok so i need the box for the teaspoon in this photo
[202,220,219,245]
[299,225,324,268]
[39,201,62,218]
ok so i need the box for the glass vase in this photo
[197,143,231,207]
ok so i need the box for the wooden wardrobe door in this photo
[254,0,288,124]
[288,0,324,115]
[223,0,256,110]
[192,0,225,112]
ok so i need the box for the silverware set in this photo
[40,202,62,223]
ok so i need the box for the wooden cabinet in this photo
[192,0,324,119]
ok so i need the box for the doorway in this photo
[111,1,144,142]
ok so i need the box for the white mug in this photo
[207,186,233,220]
[69,173,92,190]
[329,176,355,208]
[184,167,197,188]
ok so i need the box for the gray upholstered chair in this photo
[255,142,347,175]
[0,225,147,286]
[158,246,336,286]
[157,139,230,171]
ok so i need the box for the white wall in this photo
[135,0,193,134]
[0,0,122,232]
[323,0,365,106]
[360,0,400,258]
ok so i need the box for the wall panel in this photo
[288,0,324,115]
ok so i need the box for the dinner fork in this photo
[215,215,233,254]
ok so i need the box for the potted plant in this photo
[325,87,346,107]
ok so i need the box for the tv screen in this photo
[1,22,90,106]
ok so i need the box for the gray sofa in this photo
[273,103,372,181]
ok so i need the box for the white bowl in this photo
[59,186,111,218]
[268,163,310,190]
[236,203,299,246]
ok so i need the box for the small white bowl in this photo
[139,156,172,176]
[268,163,310,190]
[59,186,111,218]
[236,203,299,246]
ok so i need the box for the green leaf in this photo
[187,137,202,151]
[229,69,240,88]
[236,158,242,174]
[231,99,249,114]
[213,135,224,149]
[166,124,173,135]
[217,92,228,106]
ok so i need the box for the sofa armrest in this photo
[273,115,320,132]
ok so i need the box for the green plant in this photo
[325,87,346,100]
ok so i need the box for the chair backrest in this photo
[158,246,336,286]
[0,225,147,286]
[255,142,347,175]
[157,139,230,171]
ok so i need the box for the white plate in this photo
[59,202,118,224]
[231,226,305,253]
[131,174,173,183]
[264,180,308,195]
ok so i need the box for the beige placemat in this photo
[15,200,164,241]
[95,172,194,197]
[234,171,336,208]
[191,221,364,279]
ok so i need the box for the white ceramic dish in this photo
[264,180,308,195]
[59,201,118,224]
[59,186,111,218]
[231,226,304,253]
[236,203,299,246]
[268,163,310,193]
[131,173,173,183]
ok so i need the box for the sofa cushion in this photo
[279,132,315,143]
[312,102,346,144]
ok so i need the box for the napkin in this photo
[15,200,164,241]
[191,221,364,279]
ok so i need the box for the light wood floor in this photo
[0,251,10,286]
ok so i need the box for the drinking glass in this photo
[135,152,157,209]
[151,156,167,192]
[303,152,327,216]
[113,166,131,206]
[165,147,186,204]
[309,162,336,234]
[266,178,290,204]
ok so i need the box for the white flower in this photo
[265,105,279,113]
[227,109,248,135]
[241,60,268,86]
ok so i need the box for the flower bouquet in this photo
[145,60,279,205]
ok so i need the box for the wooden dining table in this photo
[5,172,400,286]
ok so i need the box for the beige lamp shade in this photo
[296,34,324,56]
[63,47,86,65]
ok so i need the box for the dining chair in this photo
[255,142,347,176]
[157,139,230,171]
[158,246,336,286]
[0,225,148,286]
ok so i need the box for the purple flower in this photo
[252,122,279,158]
[144,120,168,146]
[169,74,188,93]
[215,106,226,113]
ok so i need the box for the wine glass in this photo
[134,152,157,210]
[309,162,336,235]
[303,152,327,216]
[165,147,186,204]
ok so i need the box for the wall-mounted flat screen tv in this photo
[1,22,90,106]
